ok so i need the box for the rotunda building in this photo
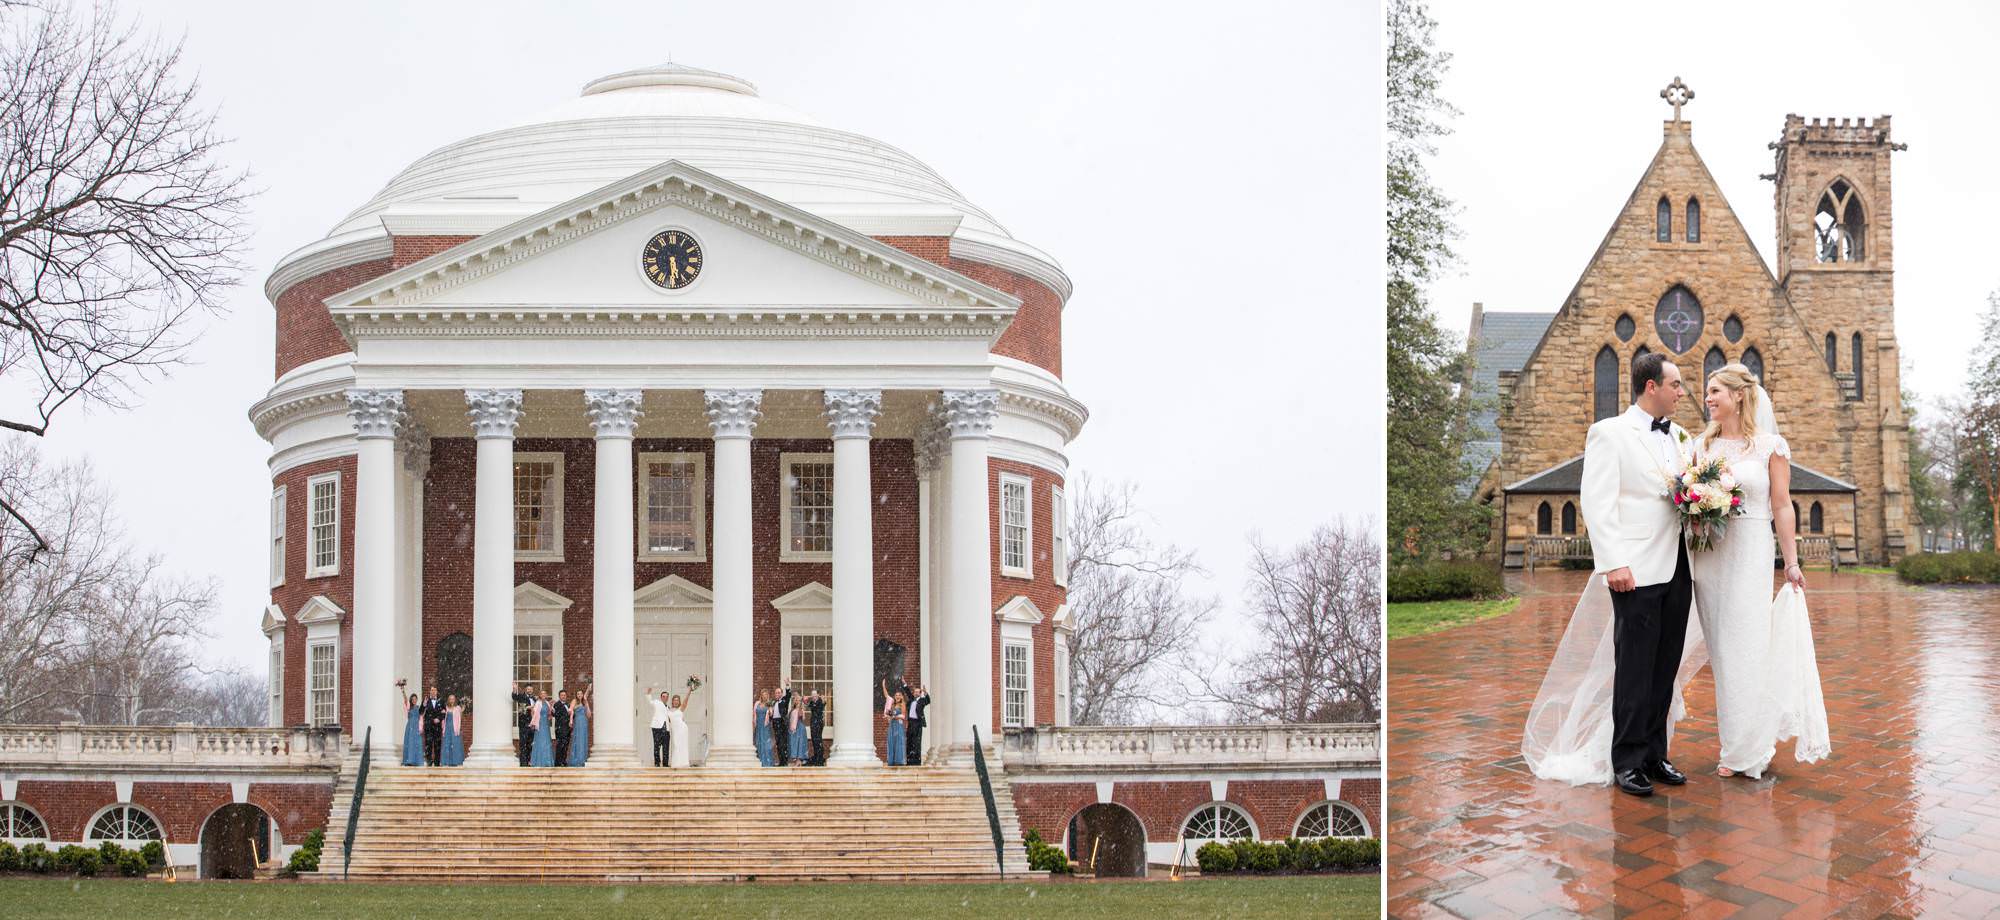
[251,63,1086,768]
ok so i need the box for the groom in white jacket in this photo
[1581,352,1694,798]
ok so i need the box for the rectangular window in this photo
[268,643,285,728]
[1003,643,1030,728]
[270,486,287,588]
[1000,474,1031,578]
[513,453,564,561]
[308,641,337,727]
[789,633,834,725]
[306,473,339,578]
[780,453,835,562]
[639,453,706,560]
[513,634,556,698]
[1051,485,1067,588]
[1054,640,1070,727]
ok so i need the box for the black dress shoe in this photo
[1615,768,1654,797]
[1647,759,1687,786]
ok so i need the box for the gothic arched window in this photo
[1657,197,1672,242]
[1825,332,1838,370]
[1810,502,1825,534]
[1560,502,1577,535]
[1686,197,1702,243]
[1702,347,1727,419]
[1654,286,1703,354]
[1852,332,1865,401]
[1723,315,1743,344]
[1537,502,1553,535]
[1615,314,1635,342]
[1593,346,1619,421]
[1742,347,1765,383]
[1815,179,1866,262]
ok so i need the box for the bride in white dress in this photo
[1522,364,1830,784]
[666,684,697,768]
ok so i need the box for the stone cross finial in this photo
[1661,77,1694,122]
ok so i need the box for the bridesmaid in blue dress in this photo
[529,694,555,767]
[400,692,424,766]
[788,697,809,765]
[884,690,907,766]
[754,691,773,767]
[566,689,591,767]
[441,694,465,766]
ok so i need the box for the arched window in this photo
[1793,501,1801,524]
[1852,333,1865,401]
[1657,197,1672,242]
[1742,347,1764,383]
[1182,803,1257,841]
[1723,315,1743,344]
[1561,502,1577,535]
[1593,346,1619,421]
[0,803,48,841]
[1536,502,1552,535]
[1295,802,1370,839]
[88,805,162,844]
[1815,179,1866,262]
[1703,346,1727,419]
[1615,314,1636,342]
[1686,197,1702,243]
[1825,332,1838,370]
[1654,285,1703,353]
[1810,502,1824,534]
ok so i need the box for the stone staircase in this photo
[313,754,1030,882]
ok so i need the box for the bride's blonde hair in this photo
[1697,363,1760,451]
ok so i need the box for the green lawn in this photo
[1388,596,1520,640]
[0,875,1379,919]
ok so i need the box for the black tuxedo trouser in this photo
[652,727,669,766]
[1609,544,1694,775]
[906,722,923,765]
[554,730,570,767]
[423,727,442,766]
[518,725,533,767]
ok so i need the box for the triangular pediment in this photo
[325,160,1021,319]
[634,574,714,608]
[1050,603,1074,633]
[295,595,345,626]
[770,581,833,612]
[995,595,1045,625]
[261,604,287,635]
[514,581,574,612]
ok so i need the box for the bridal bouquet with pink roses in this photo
[1669,454,1746,552]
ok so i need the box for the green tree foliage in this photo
[1962,294,2000,548]
[1386,0,1485,562]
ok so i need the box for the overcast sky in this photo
[25,0,1379,672]
[1425,0,1996,406]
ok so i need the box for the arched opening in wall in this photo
[1296,801,1372,839]
[1702,346,1727,419]
[199,803,275,880]
[1686,197,1701,243]
[1536,502,1552,535]
[1851,333,1865,401]
[1561,502,1577,535]
[1656,197,1671,242]
[1593,346,1619,421]
[1815,179,1865,262]
[1825,332,1838,370]
[1181,802,1259,853]
[1810,502,1825,534]
[1066,803,1147,878]
[1615,314,1635,342]
[1742,347,1764,385]
[0,802,49,844]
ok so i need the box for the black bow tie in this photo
[1650,417,1671,434]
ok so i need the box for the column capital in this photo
[584,388,645,439]
[938,389,1000,439]
[397,421,432,476]
[346,389,406,440]
[464,389,524,439]
[822,388,883,439]
[703,388,764,439]
[914,414,951,477]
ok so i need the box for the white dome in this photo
[323,63,1023,247]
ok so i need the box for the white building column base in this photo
[826,741,881,767]
[584,743,635,767]
[704,744,761,768]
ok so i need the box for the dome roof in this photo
[318,63,1034,255]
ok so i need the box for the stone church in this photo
[1466,83,1914,566]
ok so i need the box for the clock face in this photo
[641,229,703,290]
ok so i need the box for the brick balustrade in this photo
[0,724,345,772]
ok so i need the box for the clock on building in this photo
[641,229,703,290]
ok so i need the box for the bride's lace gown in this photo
[1689,433,1831,777]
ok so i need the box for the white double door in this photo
[634,627,711,765]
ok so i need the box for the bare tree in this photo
[0,2,251,555]
[1062,474,1216,726]
[1189,520,1382,724]
[179,670,268,727]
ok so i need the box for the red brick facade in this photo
[271,455,356,731]
[1009,777,1383,846]
[988,457,1070,729]
[12,779,331,844]
[876,235,1064,377]
[273,258,390,378]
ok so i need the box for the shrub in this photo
[0,840,17,872]
[54,844,89,873]
[1247,841,1283,873]
[98,840,124,865]
[117,850,148,877]
[1317,837,1382,871]
[1020,828,1072,874]
[1283,837,1319,872]
[139,840,166,870]
[19,843,53,873]
[287,828,325,874]
[1897,552,2000,585]
[73,851,102,877]
[1194,841,1237,874]
[1387,560,1504,602]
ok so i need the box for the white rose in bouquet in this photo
[1718,472,1738,492]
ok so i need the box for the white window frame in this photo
[0,802,48,843]
[1051,484,1067,588]
[513,582,572,696]
[513,452,566,562]
[263,604,287,728]
[1053,632,1071,728]
[86,804,162,844]
[270,485,287,588]
[1000,473,1032,579]
[307,640,338,728]
[306,472,340,579]
[1181,802,1259,842]
[779,452,836,563]
[1295,801,1372,839]
[1003,641,1031,728]
[996,595,1041,729]
[513,633,559,699]
[774,581,835,727]
[637,451,707,562]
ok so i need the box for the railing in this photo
[1001,723,1379,772]
[970,725,1007,877]
[1526,536,1591,570]
[343,727,371,881]
[0,723,345,770]
[1797,536,1840,572]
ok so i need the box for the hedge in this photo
[0,841,149,877]
[1194,837,1380,874]
[285,828,325,875]
[1021,828,1074,874]
[1896,552,2000,585]
[1387,560,1504,602]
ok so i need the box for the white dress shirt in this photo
[648,696,671,729]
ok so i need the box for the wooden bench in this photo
[1796,535,1839,572]
[1525,536,1592,571]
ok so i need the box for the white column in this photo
[824,388,883,766]
[704,389,762,766]
[918,415,951,756]
[346,389,405,760]
[396,423,431,706]
[585,389,643,766]
[939,389,998,761]
[465,388,524,765]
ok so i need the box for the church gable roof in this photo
[1505,453,1856,494]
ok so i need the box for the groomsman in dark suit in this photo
[806,690,826,765]
[510,683,536,767]
[905,684,930,766]
[775,681,795,765]
[552,690,574,766]
[419,685,446,767]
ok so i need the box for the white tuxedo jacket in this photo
[1581,405,1688,587]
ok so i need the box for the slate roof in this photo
[1461,311,1555,488]
[1503,455,1859,494]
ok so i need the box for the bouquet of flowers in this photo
[685,674,703,692]
[1669,453,1746,552]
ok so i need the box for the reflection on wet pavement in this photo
[1389,570,2000,918]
